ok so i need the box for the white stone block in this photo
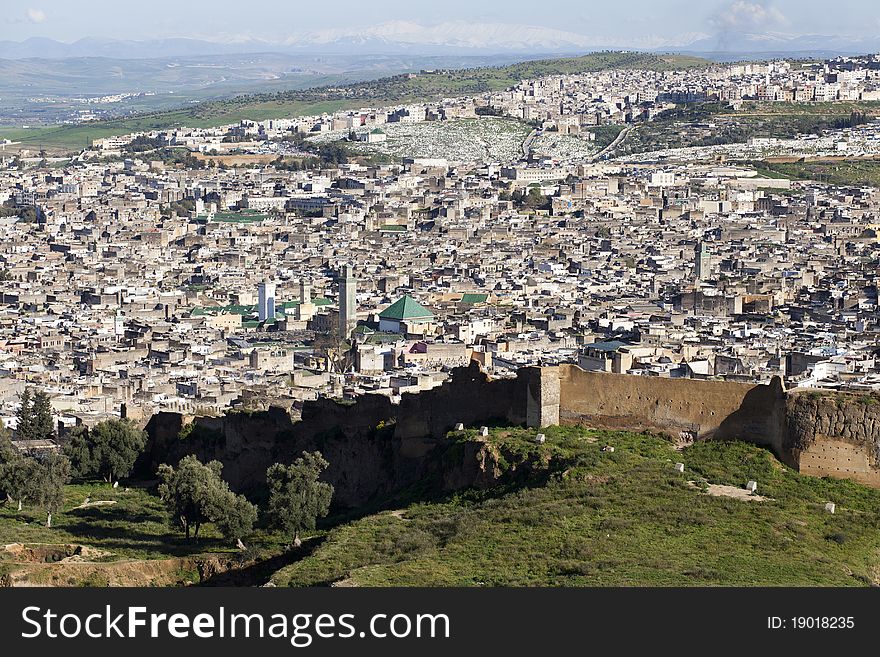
[825,502,836,514]
[674,463,685,473]
[602,445,615,453]
[746,481,758,493]
[480,426,489,437]
[454,423,464,431]
[535,433,546,444]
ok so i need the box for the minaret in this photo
[258,281,276,322]
[695,241,710,281]
[338,265,357,339]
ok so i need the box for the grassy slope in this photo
[753,159,880,187]
[1,52,706,152]
[273,426,880,587]
[0,481,284,562]
[611,101,880,158]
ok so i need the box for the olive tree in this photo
[64,418,147,484]
[0,435,37,511]
[157,455,256,545]
[34,453,71,527]
[266,451,334,548]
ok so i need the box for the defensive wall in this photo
[142,362,880,505]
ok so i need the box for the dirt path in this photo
[688,481,769,501]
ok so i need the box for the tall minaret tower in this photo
[695,241,710,281]
[338,265,357,339]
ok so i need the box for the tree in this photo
[31,390,54,441]
[15,388,34,441]
[0,456,39,511]
[0,433,26,509]
[34,453,71,527]
[158,456,220,540]
[157,455,255,544]
[64,419,147,484]
[266,452,334,547]
[211,492,258,548]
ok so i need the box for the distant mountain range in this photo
[679,32,880,57]
[1,22,879,60]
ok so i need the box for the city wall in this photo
[557,365,789,461]
[142,362,539,506]
[142,363,880,505]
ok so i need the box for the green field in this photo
[752,159,880,187]
[0,482,280,561]
[0,52,706,153]
[0,100,361,152]
[611,101,879,158]
[274,427,880,587]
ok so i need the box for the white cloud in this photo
[709,1,787,31]
[26,8,47,24]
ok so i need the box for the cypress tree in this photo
[15,388,34,441]
[31,390,55,441]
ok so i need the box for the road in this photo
[591,125,632,162]
[521,129,538,159]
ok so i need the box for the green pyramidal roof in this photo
[379,295,434,320]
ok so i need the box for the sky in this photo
[1,0,879,45]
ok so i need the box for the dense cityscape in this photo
[1,54,878,434]
[3,0,880,603]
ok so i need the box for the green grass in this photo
[0,481,284,561]
[611,101,877,157]
[0,101,360,152]
[585,124,625,151]
[273,427,880,587]
[1,52,706,153]
[731,101,880,116]
[752,159,880,187]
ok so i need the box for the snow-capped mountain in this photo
[286,21,699,52]
[1,22,878,60]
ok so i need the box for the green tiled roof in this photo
[212,211,269,223]
[193,297,331,318]
[460,293,488,304]
[365,331,406,344]
[379,295,434,321]
[192,304,254,316]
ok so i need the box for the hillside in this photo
[273,426,880,587]
[0,52,707,153]
[3,423,879,586]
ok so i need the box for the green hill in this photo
[1,52,707,153]
[272,426,880,587]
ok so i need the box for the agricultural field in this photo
[307,118,531,163]
[0,100,361,154]
[273,427,880,587]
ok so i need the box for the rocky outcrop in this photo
[440,439,555,492]
[785,392,880,485]
[786,392,880,456]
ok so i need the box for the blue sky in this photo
[1,0,878,44]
